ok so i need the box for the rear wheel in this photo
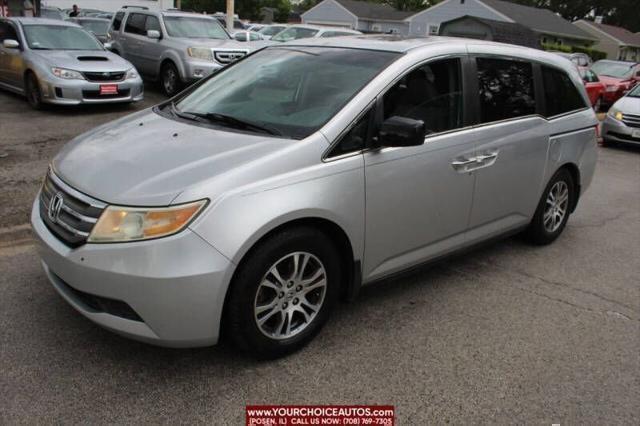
[25,73,43,110]
[225,227,341,359]
[160,62,181,97]
[524,169,575,245]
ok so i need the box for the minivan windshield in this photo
[272,27,318,42]
[591,61,635,79]
[23,25,103,50]
[174,47,399,139]
[163,16,229,39]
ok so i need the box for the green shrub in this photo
[542,43,608,61]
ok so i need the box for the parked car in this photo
[601,83,640,146]
[591,60,640,107]
[212,13,247,31]
[39,7,65,20]
[68,17,111,44]
[271,24,361,42]
[551,51,592,70]
[233,30,264,42]
[0,17,143,109]
[32,37,598,358]
[108,8,251,96]
[579,68,606,111]
[246,24,264,32]
[257,24,287,40]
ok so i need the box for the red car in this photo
[590,60,640,107]
[579,69,606,111]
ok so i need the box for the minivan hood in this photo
[33,49,132,71]
[613,96,640,114]
[52,110,291,206]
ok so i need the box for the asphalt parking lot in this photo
[1,88,639,424]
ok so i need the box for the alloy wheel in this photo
[543,181,569,233]
[254,252,327,340]
[163,67,177,95]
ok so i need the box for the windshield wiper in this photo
[184,111,283,136]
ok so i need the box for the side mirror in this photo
[378,116,426,147]
[146,30,161,39]
[103,42,113,50]
[3,39,20,49]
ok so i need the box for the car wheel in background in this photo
[225,227,341,359]
[25,73,43,110]
[160,62,182,97]
[525,168,575,245]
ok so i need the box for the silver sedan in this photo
[602,84,640,146]
[0,17,143,108]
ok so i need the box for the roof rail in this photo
[121,5,149,10]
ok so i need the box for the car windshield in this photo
[272,27,318,42]
[259,25,285,36]
[23,25,103,50]
[41,9,63,19]
[173,47,399,139]
[591,61,634,79]
[78,20,109,35]
[163,16,229,39]
[628,84,640,98]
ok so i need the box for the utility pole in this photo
[226,0,234,32]
[175,0,181,9]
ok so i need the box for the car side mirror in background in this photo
[2,39,20,49]
[103,42,113,50]
[377,116,426,147]
[146,30,161,40]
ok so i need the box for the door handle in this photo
[451,157,477,172]
[475,153,497,162]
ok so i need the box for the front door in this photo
[363,57,477,281]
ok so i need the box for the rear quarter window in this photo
[542,66,587,117]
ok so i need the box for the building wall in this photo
[574,21,625,60]
[301,0,357,29]
[408,0,507,36]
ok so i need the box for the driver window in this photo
[382,58,463,135]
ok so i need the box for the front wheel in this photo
[225,227,341,359]
[160,62,181,97]
[25,73,43,110]
[524,169,575,245]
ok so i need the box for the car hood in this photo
[52,109,293,206]
[174,38,250,50]
[32,49,133,71]
[613,96,640,114]
[597,75,628,86]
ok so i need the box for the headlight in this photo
[51,67,84,80]
[88,200,207,243]
[125,68,138,80]
[605,85,618,92]
[608,108,623,121]
[187,47,213,61]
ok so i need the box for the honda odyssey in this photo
[32,36,598,358]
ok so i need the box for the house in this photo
[439,15,539,48]
[302,0,595,47]
[574,20,640,62]
[301,0,414,34]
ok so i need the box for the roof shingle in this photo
[578,20,640,48]
[334,0,414,21]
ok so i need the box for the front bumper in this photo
[602,115,640,145]
[31,197,234,347]
[39,74,144,105]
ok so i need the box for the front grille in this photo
[55,273,143,322]
[622,113,640,129]
[39,171,105,247]
[82,88,130,99]
[213,49,248,64]
[82,71,125,82]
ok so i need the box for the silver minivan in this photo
[32,36,598,358]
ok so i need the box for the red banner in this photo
[246,405,394,425]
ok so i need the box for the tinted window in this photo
[383,58,463,134]
[145,15,161,33]
[580,69,599,83]
[272,27,318,42]
[112,12,124,31]
[0,22,18,42]
[477,57,536,123]
[124,13,146,35]
[542,66,587,117]
[175,47,399,139]
[330,109,372,157]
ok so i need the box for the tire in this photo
[225,227,341,359]
[25,72,43,110]
[160,62,181,97]
[524,168,575,245]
